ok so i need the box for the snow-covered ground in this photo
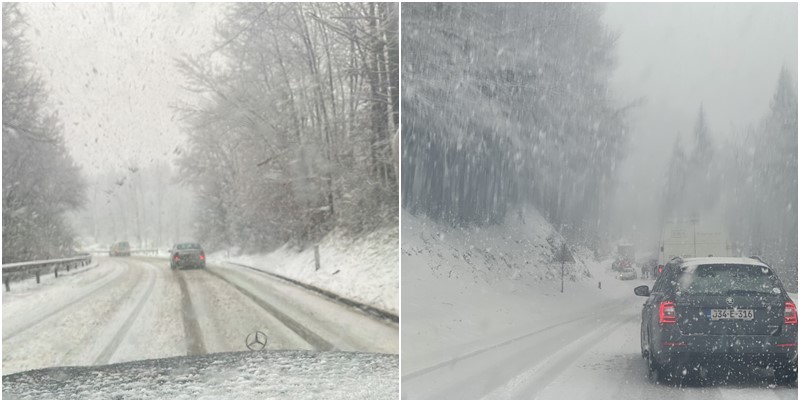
[402,208,620,374]
[401,208,798,399]
[3,255,397,377]
[208,226,398,315]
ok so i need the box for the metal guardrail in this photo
[2,254,93,291]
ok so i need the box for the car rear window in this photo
[177,243,200,250]
[677,264,783,296]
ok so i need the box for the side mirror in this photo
[634,285,650,297]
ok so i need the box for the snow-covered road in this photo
[3,256,398,375]
[402,210,797,399]
[402,289,798,400]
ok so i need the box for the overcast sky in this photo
[22,3,225,176]
[602,2,797,240]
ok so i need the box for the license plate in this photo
[709,309,754,321]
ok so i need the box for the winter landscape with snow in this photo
[401,2,797,399]
[3,2,398,399]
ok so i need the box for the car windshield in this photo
[677,264,784,296]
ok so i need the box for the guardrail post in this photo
[314,245,321,271]
[66,263,70,273]
[4,277,9,292]
[35,270,40,284]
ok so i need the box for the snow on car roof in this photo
[680,257,768,268]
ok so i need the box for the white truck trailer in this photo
[656,219,730,276]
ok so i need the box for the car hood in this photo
[2,350,398,400]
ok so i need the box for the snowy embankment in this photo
[209,227,398,315]
[402,208,648,376]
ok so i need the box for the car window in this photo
[177,243,200,250]
[677,264,783,296]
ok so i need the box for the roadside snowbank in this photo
[402,208,650,375]
[209,227,398,315]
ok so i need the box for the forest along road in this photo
[401,292,798,400]
[2,256,398,375]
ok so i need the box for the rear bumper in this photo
[172,260,205,268]
[653,333,798,368]
[655,351,797,370]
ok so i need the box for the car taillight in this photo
[659,301,676,324]
[174,255,180,261]
[658,265,664,274]
[785,301,797,325]
[200,253,205,260]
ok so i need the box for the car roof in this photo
[679,257,768,268]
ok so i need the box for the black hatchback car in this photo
[170,243,206,270]
[634,257,797,384]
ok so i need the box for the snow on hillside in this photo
[210,227,398,315]
[401,207,650,375]
[403,207,594,285]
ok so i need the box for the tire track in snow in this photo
[472,311,636,399]
[2,261,128,342]
[201,268,334,351]
[92,262,158,365]
[50,262,147,368]
[174,269,207,356]
[403,298,630,383]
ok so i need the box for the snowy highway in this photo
[2,256,398,375]
[402,288,798,400]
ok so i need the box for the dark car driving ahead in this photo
[170,243,206,270]
[635,257,797,384]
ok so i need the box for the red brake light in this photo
[200,252,205,260]
[659,301,676,324]
[785,301,797,325]
[658,265,664,273]
[174,254,180,261]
